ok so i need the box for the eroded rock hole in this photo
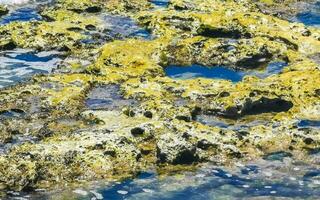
[242,98,293,116]
[197,25,251,39]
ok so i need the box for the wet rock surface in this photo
[0,0,319,198]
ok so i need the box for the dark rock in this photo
[304,137,314,145]
[197,25,245,39]
[85,6,102,13]
[144,111,153,118]
[242,97,293,116]
[131,127,145,136]
[85,24,96,31]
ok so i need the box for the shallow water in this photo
[0,108,25,119]
[16,155,320,200]
[0,1,320,200]
[195,114,275,130]
[85,84,137,110]
[87,158,319,199]
[165,62,287,82]
[0,7,41,24]
[102,14,152,39]
[298,120,320,129]
[150,0,169,7]
[293,1,320,26]
[0,49,62,88]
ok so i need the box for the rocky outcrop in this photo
[0,0,319,194]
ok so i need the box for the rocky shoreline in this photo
[0,0,319,196]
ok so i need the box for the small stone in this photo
[73,189,88,196]
[117,190,128,195]
[289,177,296,181]
[243,185,250,188]
[264,186,272,189]
[142,188,154,193]
[270,191,277,194]
[34,189,46,192]
[144,111,153,118]
[196,174,206,178]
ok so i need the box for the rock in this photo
[0,5,8,16]
[157,133,198,164]
[131,127,145,136]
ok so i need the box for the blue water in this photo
[165,62,287,82]
[95,159,320,199]
[150,0,169,7]
[295,1,320,26]
[24,155,320,200]
[102,14,152,40]
[0,7,41,24]
[0,49,62,89]
[298,120,320,128]
[0,108,25,119]
[85,84,137,110]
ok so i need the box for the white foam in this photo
[0,0,31,5]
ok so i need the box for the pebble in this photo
[264,186,272,189]
[293,167,300,171]
[289,177,296,181]
[225,173,232,178]
[73,189,88,196]
[196,174,206,178]
[142,188,154,193]
[270,191,277,194]
[212,170,219,173]
[243,185,250,188]
[117,190,128,195]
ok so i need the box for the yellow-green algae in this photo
[0,0,319,194]
[0,5,8,16]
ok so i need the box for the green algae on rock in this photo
[0,5,8,16]
[0,0,319,195]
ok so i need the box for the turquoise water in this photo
[165,62,287,82]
